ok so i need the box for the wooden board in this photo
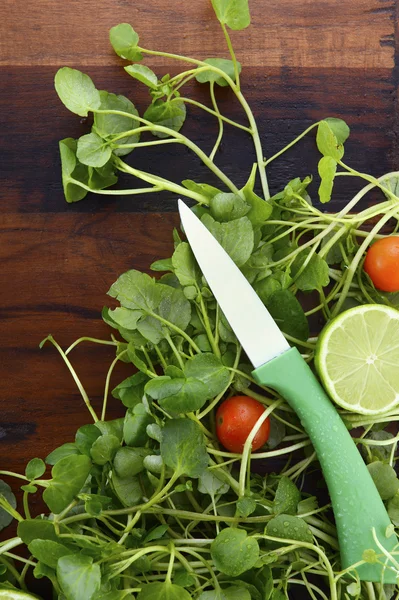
[0,0,398,568]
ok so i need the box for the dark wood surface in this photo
[0,0,398,490]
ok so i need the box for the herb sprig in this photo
[1,1,399,599]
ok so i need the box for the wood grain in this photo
[1,0,395,68]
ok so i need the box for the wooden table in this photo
[0,0,397,526]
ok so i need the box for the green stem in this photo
[164,330,185,370]
[221,22,241,89]
[209,81,224,161]
[180,97,251,132]
[65,337,117,355]
[165,543,175,584]
[102,351,126,421]
[264,122,320,166]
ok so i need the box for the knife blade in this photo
[178,198,397,583]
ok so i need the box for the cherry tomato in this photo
[363,236,399,292]
[215,395,270,453]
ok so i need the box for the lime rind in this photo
[315,304,399,415]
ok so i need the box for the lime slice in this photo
[315,304,399,415]
[0,592,39,600]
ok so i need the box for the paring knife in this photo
[178,199,398,583]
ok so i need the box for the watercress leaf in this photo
[0,480,16,531]
[145,377,184,400]
[59,139,89,203]
[25,458,46,480]
[108,307,142,330]
[18,518,58,544]
[318,156,337,204]
[367,461,399,500]
[236,497,257,517]
[211,0,250,30]
[147,423,162,442]
[123,405,153,446]
[266,514,313,543]
[137,581,192,600]
[172,242,200,286]
[297,496,318,515]
[211,528,259,576]
[90,434,120,466]
[144,524,169,544]
[57,554,101,600]
[75,424,102,456]
[137,314,164,344]
[273,477,301,515]
[388,492,399,526]
[201,214,254,267]
[151,258,174,272]
[266,416,286,450]
[241,164,273,225]
[316,120,344,160]
[113,447,149,478]
[112,372,148,408]
[28,539,72,569]
[184,353,230,397]
[324,117,350,145]
[271,591,288,600]
[109,23,142,61]
[210,193,249,222]
[43,455,92,514]
[159,377,209,413]
[125,64,158,89]
[144,99,186,138]
[181,180,221,201]
[161,418,208,478]
[198,469,229,497]
[158,286,192,332]
[112,471,142,506]
[173,572,196,589]
[77,132,112,168]
[291,252,330,292]
[88,161,118,189]
[143,454,164,474]
[94,91,140,157]
[55,67,101,117]
[21,484,37,493]
[222,587,251,600]
[127,344,149,373]
[195,58,242,87]
[95,419,124,442]
[265,289,309,341]
[108,270,162,311]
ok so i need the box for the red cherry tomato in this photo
[363,236,399,292]
[215,395,270,453]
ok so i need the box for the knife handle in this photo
[252,346,397,583]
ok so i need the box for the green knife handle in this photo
[252,347,397,583]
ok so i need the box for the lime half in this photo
[315,304,399,415]
[0,592,39,600]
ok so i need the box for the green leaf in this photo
[90,434,120,466]
[161,418,208,478]
[95,419,124,442]
[144,99,186,138]
[75,424,102,456]
[125,64,158,89]
[265,289,309,341]
[112,372,148,408]
[151,258,174,272]
[28,539,72,569]
[0,480,16,531]
[59,138,89,203]
[236,497,257,517]
[57,554,101,600]
[145,376,209,413]
[273,477,300,515]
[88,161,118,190]
[266,514,313,543]
[137,581,192,600]
[316,120,344,160]
[181,180,221,201]
[113,446,149,478]
[201,214,254,267]
[77,132,112,168]
[209,193,249,222]
[318,156,337,204]
[108,270,161,311]
[172,242,200,286]
[388,492,399,526]
[43,455,92,514]
[198,469,230,498]
[158,286,192,332]
[112,471,143,507]
[211,528,259,576]
[123,405,153,447]
[18,518,58,544]
[195,58,242,87]
[367,461,399,500]
[55,67,101,117]
[241,164,273,225]
[25,458,46,480]
[143,524,169,544]
[291,252,330,291]
[184,353,230,397]
[109,23,142,61]
[211,0,251,30]
[324,117,350,144]
[94,91,140,157]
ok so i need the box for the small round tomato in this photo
[364,236,399,292]
[215,395,270,453]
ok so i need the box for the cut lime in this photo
[0,591,39,600]
[315,304,399,415]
